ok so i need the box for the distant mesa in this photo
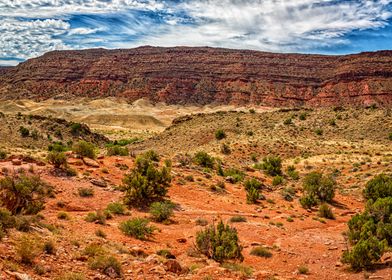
[0,46,391,107]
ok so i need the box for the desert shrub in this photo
[298,265,309,274]
[246,186,261,204]
[283,118,292,125]
[119,218,155,240]
[224,168,245,183]
[249,109,256,114]
[0,175,52,215]
[48,142,68,152]
[389,132,392,141]
[73,141,96,159]
[195,218,208,226]
[0,150,7,160]
[287,165,299,180]
[85,211,107,224]
[16,235,41,265]
[78,187,94,197]
[144,150,160,162]
[281,186,296,201]
[363,173,392,201]
[83,244,106,257]
[260,156,282,176]
[88,255,122,277]
[244,178,262,191]
[194,151,215,168]
[95,229,106,238]
[314,128,323,136]
[318,204,335,219]
[107,138,139,147]
[57,212,69,220]
[272,175,284,186]
[47,151,67,169]
[70,123,83,136]
[250,246,272,258]
[300,172,336,209]
[196,220,243,263]
[106,202,125,215]
[43,240,56,254]
[299,113,307,120]
[107,146,129,156]
[122,153,171,207]
[149,201,175,222]
[342,237,386,271]
[215,129,226,140]
[19,126,30,137]
[220,143,231,155]
[229,216,247,223]
[342,173,392,270]
[221,263,253,277]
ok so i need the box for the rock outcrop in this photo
[0,46,391,107]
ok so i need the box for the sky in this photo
[1,0,392,66]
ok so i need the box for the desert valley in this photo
[0,46,391,280]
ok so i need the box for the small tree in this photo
[215,129,226,140]
[363,173,392,201]
[119,218,155,240]
[196,220,243,263]
[149,201,175,222]
[73,141,96,159]
[123,152,171,207]
[194,151,215,168]
[0,175,52,215]
[47,151,67,169]
[300,171,336,208]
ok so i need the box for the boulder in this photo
[83,157,99,168]
[165,259,182,274]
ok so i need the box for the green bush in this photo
[283,118,292,125]
[107,146,129,156]
[196,220,243,263]
[73,141,96,159]
[78,187,94,197]
[342,237,386,271]
[342,173,392,270]
[244,178,262,191]
[122,153,171,207]
[47,151,68,169]
[299,113,307,120]
[220,143,231,155]
[70,123,83,136]
[229,216,247,223]
[224,168,245,183]
[363,173,392,201]
[19,126,30,137]
[250,246,272,258]
[272,175,284,186]
[55,272,86,280]
[144,150,160,162]
[314,128,323,136]
[388,132,392,141]
[119,218,155,240]
[300,172,336,208]
[318,204,335,219]
[260,156,282,176]
[85,211,107,224]
[244,177,263,204]
[106,202,125,215]
[281,186,296,201]
[194,151,215,168]
[48,142,68,152]
[0,175,52,215]
[16,235,41,265]
[215,129,226,140]
[287,165,299,180]
[149,201,175,222]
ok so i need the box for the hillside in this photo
[0,47,391,107]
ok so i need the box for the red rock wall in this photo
[0,47,391,107]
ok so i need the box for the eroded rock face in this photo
[0,46,391,107]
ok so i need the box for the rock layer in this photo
[0,46,391,107]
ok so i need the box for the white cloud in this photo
[0,0,392,65]
[132,0,392,52]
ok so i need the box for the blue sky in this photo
[1,0,392,65]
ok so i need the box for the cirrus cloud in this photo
[1,0,392,65]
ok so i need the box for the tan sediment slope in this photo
[0,98,271,134]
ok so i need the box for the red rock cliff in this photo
[0,46,391,107]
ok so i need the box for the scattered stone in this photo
[149,265,166,275]
[83,157,100,168]
[176,238,187,243]
[165,259,182,274]
[146,254,161,264]
[90,178,107,188]
[12,159,22,166]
